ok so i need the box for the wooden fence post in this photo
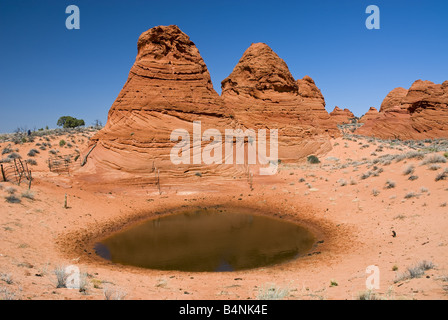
[28,171,32,189]
[1,164,6,182]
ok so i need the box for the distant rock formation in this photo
[360,107,379,123]
[356,80,448,140]
[329,107,355,124]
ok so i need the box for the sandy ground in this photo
[0,130,447,300]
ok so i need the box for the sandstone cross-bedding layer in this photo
[221,43,338,162]
[356,80,448,140]
[79,25,238,183]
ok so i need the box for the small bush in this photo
[5,187,16,195]
[421,154,447,165]
[0,273,13,285]
[22,190,34,200]
[357,290,382,300]
[257,283,290,300]
[372,189,380,197]
[27,149,40,157]
[0,287,17,300]
[26,159,37,166]
[59,140,66,147]
[408,175,418,181]
[54,266,68,288]
[403,165,414,175]
[428,164,441,171]
[385,180,396,189]
[103,285,127,300]
[7,152,21,160]
[5,195,21,204]
[435,169,448,182]
[404,192,418,199]
[307,155,320,164]
[1,147,12,155]
[410,260,434,275]
[361,171,371,180]
[394,260,435,283]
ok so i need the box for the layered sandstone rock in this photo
[357,80,448,140]
[296,76,335,127]
[359,107,379,123]
[78,25,237,183]
[221,43,338,162]
[379,87,408,112]
[77,27,340,186]
[329,107,355,124]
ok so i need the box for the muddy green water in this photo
[94,207,316,272]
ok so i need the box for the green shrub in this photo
[27,149,39,157]
[59,140,66,147]
[5,195,21,204]
[1,147,12,155]
[421,154,447,165]
[26,159,37,166]
[7,152,21,160]
[307,155,320,164]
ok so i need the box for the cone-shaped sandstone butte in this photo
[221,43,338,162]
[79,25,238,183]
[78,26,339,184]
[329,107,355,124]
[359,107,379,123]
[357,80,448,140]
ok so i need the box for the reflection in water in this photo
[95,208,316,272]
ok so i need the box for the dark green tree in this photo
[57,116,85,128]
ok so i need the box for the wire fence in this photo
[1,158,33,188]
[47,153,80,175]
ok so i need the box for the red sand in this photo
[1,132,447,300]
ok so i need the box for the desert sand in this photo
[1,129,447,300]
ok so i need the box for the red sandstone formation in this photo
[78,25,237,183]
[297,75,336,127]
[359,107,379,123]
[357,80,448,140]
[221,43,338,162]
[379,87,408,112]
[77,26,340,185]
[329,107,355,125]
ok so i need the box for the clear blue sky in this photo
[0,0,447,133]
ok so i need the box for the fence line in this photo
[1,158,32,188]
